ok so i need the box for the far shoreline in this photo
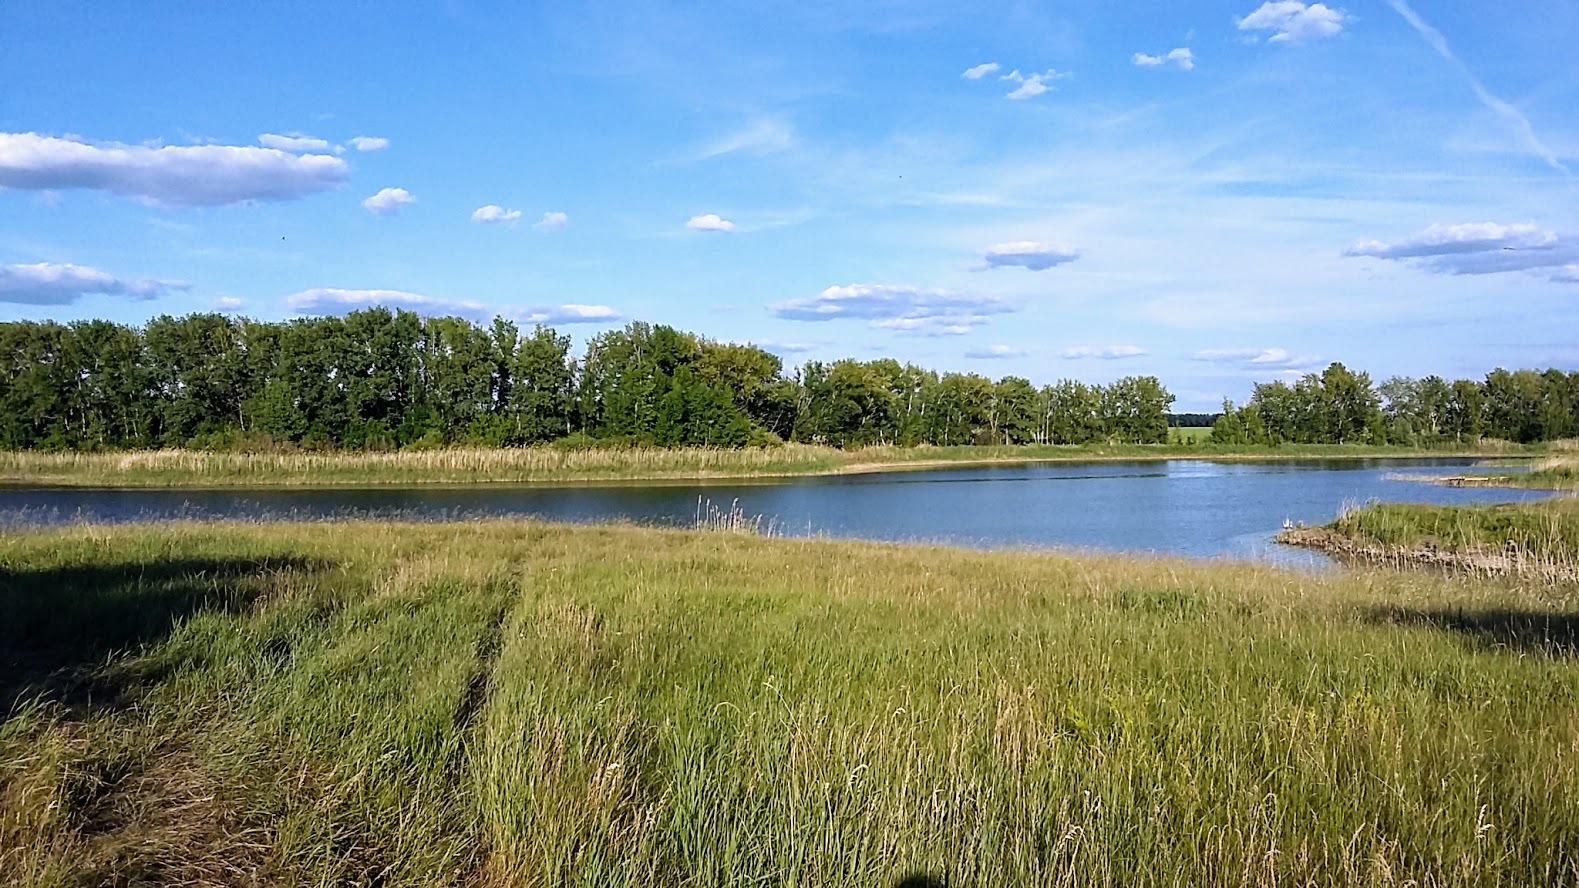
[0,443,1536,490]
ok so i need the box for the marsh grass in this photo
[0,440,1528,488]
[3,520,1578,885]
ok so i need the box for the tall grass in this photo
[4,520,1578,885]
[0,439,1535,488]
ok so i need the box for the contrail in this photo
[1385,0,1570,176]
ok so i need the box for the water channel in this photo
[1,458,1555,567]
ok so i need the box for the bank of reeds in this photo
[1280,498,1579,581]
[0,439,1534,488]
[4,519,1578,885]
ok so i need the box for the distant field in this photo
[4,520,1577,885]
[1168,426,1215,442]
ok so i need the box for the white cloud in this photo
[534,211,568,232]
[1192,347,1320,368]
[286,288,622,325]
[362,187,415,215]
[1133,48,1194,70]
[1384,0,1568,175]
[0,262,190,305]
[1000,69,1069,100]
[1344,222,1579,280]
[961,62,1001,80]
[348,136,389,152]
[1237,2,1347,43]
[769,283,1017,336]
[981,241,1081,271]
[1551,266,1579,284]
[748,339,815,354]
[471,204,522,224]
[1061,345,1147,360]
[0,131,348,206]
[965,344,1026,359]
[258,133,332,153]
[686,213,736,232]
[213,296,247,311]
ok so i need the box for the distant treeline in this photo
[0,310,1571,452]
[1211,363,1579,446]
[1,311,1174,451]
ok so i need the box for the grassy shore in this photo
[1279,497,1579,580]
[0,440,1530,488]
[4,520,1578,885]
[1387,455,1579,492]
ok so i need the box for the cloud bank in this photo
[770,283,1016,336]
[1344,222,1578,281]
[965,344,1026,359]
[1192,347,1320,368]
[0,262,190,305]
[286,288,622,325]
[1061,345,1146,360]
[0,131,348,206]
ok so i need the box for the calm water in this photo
[0,458,1554,566]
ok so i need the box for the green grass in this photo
[0,439,1530,488]
[1327,497,1579,562]
[4,520,1579,885]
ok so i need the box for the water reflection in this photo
[0,458,1553,566]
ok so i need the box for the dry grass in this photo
[3,520,1578,885]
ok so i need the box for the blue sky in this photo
[2,0,1575,410]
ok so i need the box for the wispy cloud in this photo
[0,261,190,305]
[686,213,736,232]
[0,131,347,206]
[1061,344,1146,359]
[1344,221,1578,280]
[362,187,415,216]
[348,136,389,152]
[1000,68,1069,100]
[961,62,1001,80]
[698,117,793,159]
[965,344,1026,359]
[1133,48,1195,70]
[980,241,1081,271]
[286,288,622,325]
[1237,2,1347,43]
[534,211,568,232]
[770,283,1017,336]
[471,204,522,224]
[1384,0,1569,175]
[1192,347,1321,368]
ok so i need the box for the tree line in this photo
[1210,362,1579,446]
[0,310,1173,451]
[0,309,1570,452]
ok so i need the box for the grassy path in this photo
[0,441,1530,488]
[4,520,1578,885]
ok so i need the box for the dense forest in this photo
[0,310,1573,452]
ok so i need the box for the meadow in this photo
[4,519,1577,886]
[0,439,1526,488]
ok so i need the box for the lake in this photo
[0,457,1555,566]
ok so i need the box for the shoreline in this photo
[0,445,1528,490]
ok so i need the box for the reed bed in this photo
[4,519,1578,886]
[0,440,1534,488]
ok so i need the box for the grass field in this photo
[4,519,1578,885]
[0,439,1529,488]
